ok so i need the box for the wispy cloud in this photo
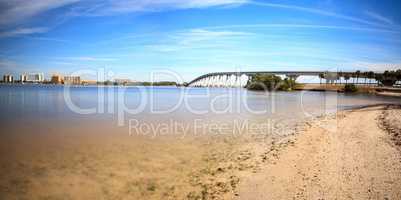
[206,23,401,34]
[73,0,249,16]
[365,11,393,25]
[0,0,79,26]
[58,56,117,62]
[249,1,390,28]
[146,28,252,52]
[175,28,251,42]
[21,36,73,44]
[0,27,49,38]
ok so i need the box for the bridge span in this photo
[187,71,329,87]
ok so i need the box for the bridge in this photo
[187,71,347,87]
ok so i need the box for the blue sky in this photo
[0,0,401,81]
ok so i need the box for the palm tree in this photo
[319,73,325,85]
[381,70,398,86]
[396,69,401,84]
[355,70,361,85]
[350,72,356,84]
[367,71,375,85]
[375,73,383,86]
[338,71,343,84]
[363,72,368,85]
[344,74,350,85]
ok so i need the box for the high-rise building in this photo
[25,73,44,83]
[20,74,27,83]
[63,76,81,85]
[3,74,13,83]
[51,75,63,84]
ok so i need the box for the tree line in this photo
[246,74,297,91]
[318,69,401,86]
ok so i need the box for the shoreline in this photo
[2,82,401,98]
[296,83,401,97]
[1,104,400,199]
[236,104,401,199]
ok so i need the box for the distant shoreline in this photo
[1,82,401,98]
[295,83,401,97]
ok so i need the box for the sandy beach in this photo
[1,105,401,200]
[238,105,401,199]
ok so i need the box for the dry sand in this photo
[1,105,401,200]
[238,105,401,199]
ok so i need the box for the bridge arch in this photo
[187,71,325,87]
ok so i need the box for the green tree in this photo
[344,74,350,85]
[344,84,358,93]
[319,73,325,85]
[355,70,361,85]
[363,72,368,85]
[367,71,375,85]
[375,70,397,86]
[396,70,401,82]
[375,73,383,86]
[338,72,343,84]
[246,74,296,91]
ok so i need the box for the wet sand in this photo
[1,105,401,199]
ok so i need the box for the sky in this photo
[0,0,401,82]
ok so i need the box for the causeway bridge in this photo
[187,71,346,87]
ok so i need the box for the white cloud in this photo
[365,11,393,25]
[59,56,117,62]
[176,28,251,41]
[206,23,400,34]
[22,36,73,43]
[249,1,389,28]
[0,27,49,38]
[178,0,249,8]
[0,0,79,26]
[146,28,252,52]
[84,0,248,15]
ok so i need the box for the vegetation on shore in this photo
[344,84,358,93]
[94,81,179,86]
[318,69,401,86]
[137,81,179,86]
[246,74,297,91]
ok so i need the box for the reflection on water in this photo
[1,85,399,200]
[0,85,399,135]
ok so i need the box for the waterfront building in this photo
[51,75,63,84]
[20,74,27,83]
[3,74,14,83]
[64,76,81,85]
[25,73,44,83]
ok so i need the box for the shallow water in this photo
[1,84,400,199]
[0,85,399,136]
